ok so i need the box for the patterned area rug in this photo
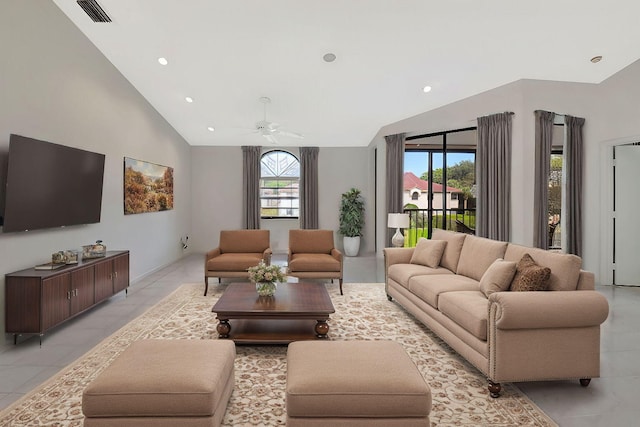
[0,282,557,426]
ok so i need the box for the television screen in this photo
[2,134,105,232]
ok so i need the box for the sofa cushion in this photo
[479,259,517,297]
[438,291,488,341]
[289,229,334,254]
[289,253,340,273]
[410,238,447,268]
[431,229,467,272]
[388,264,453,289]
[409,274,479,308]
[504,244,582,291]
[510,253,551,292]
[219,229,269,253]
[206,253,264,272]
[456,235,508,281]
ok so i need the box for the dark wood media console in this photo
[5,250,129,344]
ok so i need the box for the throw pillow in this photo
[479,258,517,297]
[410,238,447,268]
[509,253,551,292]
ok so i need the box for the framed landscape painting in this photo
[123,157,174,215]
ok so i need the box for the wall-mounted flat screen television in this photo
[2,134,105,233]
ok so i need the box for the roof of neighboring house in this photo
[403,172,462,193]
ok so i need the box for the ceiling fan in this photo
[253,97,304,144]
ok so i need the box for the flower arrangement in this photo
[248,261,286,284]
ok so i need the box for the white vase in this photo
[343,236,360,257]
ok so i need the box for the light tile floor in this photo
[1,253,638,426]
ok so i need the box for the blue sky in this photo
[404,152,475,177]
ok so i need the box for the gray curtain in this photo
[242,146,261,229]
[534,110,555,249]
[300,147,319,229]
[564,115,585,257]
[385,133,405,245]
[476,112,513,241]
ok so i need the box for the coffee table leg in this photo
[315,320,329,338]
[217,319,231,338]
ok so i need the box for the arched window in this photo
[411,191,419,200]
[260,150,300,218]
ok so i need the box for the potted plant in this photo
[339,188,365,256]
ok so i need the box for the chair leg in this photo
[204,277,209,296]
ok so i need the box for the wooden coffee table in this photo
[211,282,335,344]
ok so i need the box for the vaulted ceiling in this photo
[53,1,640,147]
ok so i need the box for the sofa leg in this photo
[488,380,501,398]
[218,277,221,283]
[204,277,209,296]
[387,294,393,301]
[339,279,343,295]
[580,378,591,387]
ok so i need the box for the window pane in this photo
[549,153,562,249]
[260,150,300,218]
[261,151,300,177]
[403,147,476,245]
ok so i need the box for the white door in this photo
[614,144,640,286]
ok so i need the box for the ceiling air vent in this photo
[77,0,112,23]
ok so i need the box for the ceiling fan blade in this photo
[263,134,279,144]
[254,97,301,142]
[276,129,304,139]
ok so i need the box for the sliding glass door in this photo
[403,129,476,246]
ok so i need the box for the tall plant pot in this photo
[343,236,361,257]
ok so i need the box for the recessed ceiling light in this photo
[207,126,215,132]
[323,53,336,63]
[158,57,168,65]
[185,97,193,103]
[590,55,603,63]
[423,85,432,93]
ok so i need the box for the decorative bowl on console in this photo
[82,240,106,259]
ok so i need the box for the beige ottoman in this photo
[286,340,432,426]
[82,339,235,427]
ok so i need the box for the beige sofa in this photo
[384,229,609,397]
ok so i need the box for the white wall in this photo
[0,0,192,337]
[190,146,373,255]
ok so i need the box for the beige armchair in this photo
[204,229,272,296]
[287,229,344,295]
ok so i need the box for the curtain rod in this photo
[477,111,514,119]
[405,126,477,141]
[535,110,569,126]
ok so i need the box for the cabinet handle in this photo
[67,291,71,300]
[74,288,78,297]
[114,271,118,278]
